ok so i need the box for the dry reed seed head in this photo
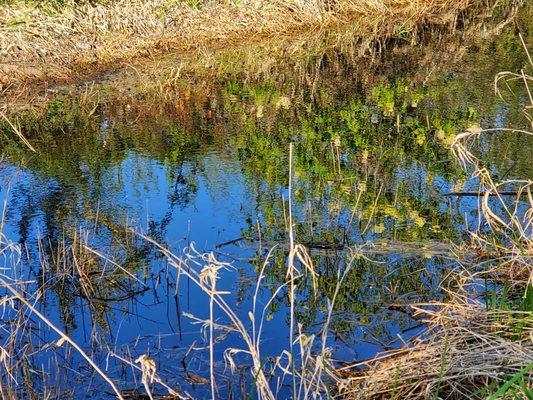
[135,354,158,383]
[0,347,10,364]
[286,243,319,294]
[297,332,315,350]
[199,263,218,290]
[198,252,233,293]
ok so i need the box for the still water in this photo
[0,18,531,398]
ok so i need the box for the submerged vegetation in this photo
[0,1,532,399]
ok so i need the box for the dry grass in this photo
[0,0,521,114]
[336,32,533,400]
[0,9,531,398]
[0,0,505,93]
[450,35,532,287]
[134,144,342,399]
[0,275,125,399]
[0,225,187,399]
[337,288,532,399]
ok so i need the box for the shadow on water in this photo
[0,7,532,398]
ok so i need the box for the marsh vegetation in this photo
[0,1,532,399]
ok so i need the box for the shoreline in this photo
[0,0,520,98]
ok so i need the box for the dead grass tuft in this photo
[337,290,532,399]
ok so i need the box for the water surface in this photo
[0,19,531,399]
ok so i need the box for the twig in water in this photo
[443,191,526,197]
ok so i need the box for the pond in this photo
[0,12,531,399]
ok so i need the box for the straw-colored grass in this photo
[450,35,532,290]
[336,33,533,400]
[337,288,533,399]
[0,0,505,93]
